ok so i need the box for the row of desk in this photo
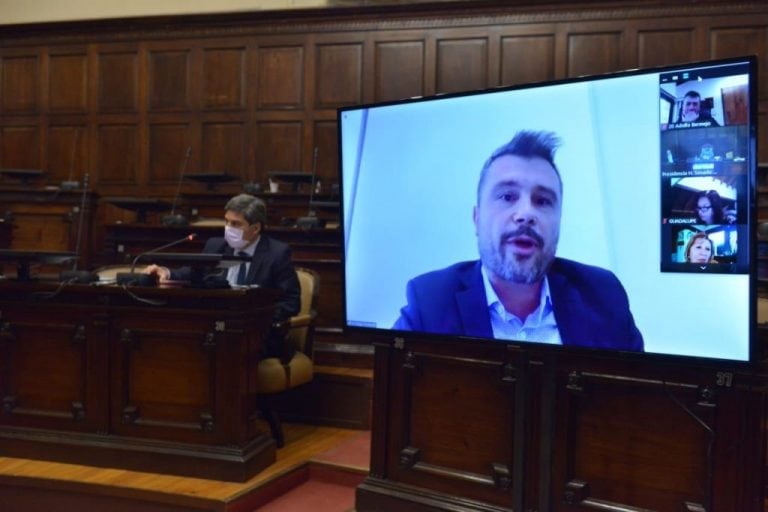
[0,186,345,344]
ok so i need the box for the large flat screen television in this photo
[339,56,757,365]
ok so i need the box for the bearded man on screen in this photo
[393,130,644,352]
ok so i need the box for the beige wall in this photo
[0,0,329,24]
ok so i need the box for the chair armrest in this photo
[288,312,314,328]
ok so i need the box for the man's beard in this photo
[478,225,556,284]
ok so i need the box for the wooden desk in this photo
[101,223,341,261]
[101,223,344,338]
[0,186,97,267]
[0,279,278,481]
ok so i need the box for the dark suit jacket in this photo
[393,258,643,352]
[170,235,301,322]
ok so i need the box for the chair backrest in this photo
[287,267,320,355]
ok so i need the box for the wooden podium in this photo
[357,336,766,511]
[0,280,279,481]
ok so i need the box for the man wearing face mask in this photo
[144,194,301,355]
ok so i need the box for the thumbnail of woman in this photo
[684,232,716,264]
[694,190,727,225]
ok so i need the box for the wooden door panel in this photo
[0,303,109,432]
[387,348,516,508]
[552,371,712,511]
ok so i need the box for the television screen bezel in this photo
[337,55,759,368]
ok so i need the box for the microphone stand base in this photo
[116,273,157,287]
[60,270,98,283]
[60,181,80,191]
[161,214,189,227]
[296,216,324,229]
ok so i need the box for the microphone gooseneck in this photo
[307,146,319,216]
[71,173,89,271]
[162,147,192,226]
[170,147,192,217]
[58,173,97,283]
[65,127,81,186]
[130,233,197,273]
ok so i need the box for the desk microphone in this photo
[116,233,197,286]
[296,147,323,229]
[60,173,97,284]
[162,147,192,226]
[131,233,198,271]
[60,127,81,191]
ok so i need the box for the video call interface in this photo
[340,58,754,363]
[659,63,751,274]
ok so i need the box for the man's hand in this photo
[142,264,171,282]
[681,111,698,122]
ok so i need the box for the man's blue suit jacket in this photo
[170,235,301,322]
[393,258,643,352]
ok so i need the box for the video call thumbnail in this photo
[661,177,744,226]
[658,63,750,276]
[660,224,746,273]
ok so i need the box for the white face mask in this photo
[224,225,250,250]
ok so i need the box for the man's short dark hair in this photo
[225,194,267,227]
[684,90,702,101]
[477,130,562,202]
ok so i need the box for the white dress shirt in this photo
[481,265,562,344]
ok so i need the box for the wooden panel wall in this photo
[0,4,765,509]
[0,1,766,206]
